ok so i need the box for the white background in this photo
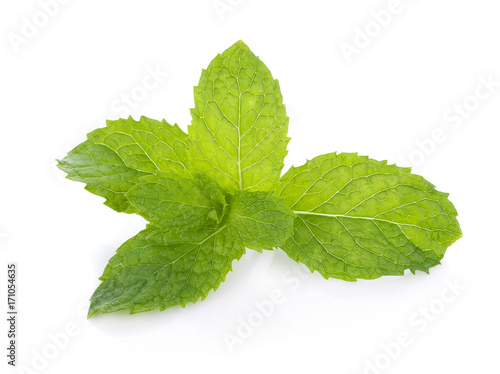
[1,1,499,373]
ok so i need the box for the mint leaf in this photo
[226,191,295,251]
[58,116,189,213]
[275,152,462,281]
[88,225,243,316]
[188,40,289,193]
[58,41,462,317]
[127,174,227,231]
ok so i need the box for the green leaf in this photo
[127,174,227,231]
[57,41,463,317]
[188,40,289,193]
[57,116,190,213]
[275,152,462,281]
[226,191,295,251]
[88,224,244,316]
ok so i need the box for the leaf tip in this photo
[87,304,99,319]
[233,39,249,50]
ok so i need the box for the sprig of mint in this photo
[57,41,462,317]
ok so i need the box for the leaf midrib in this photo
[293,210,431,232]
